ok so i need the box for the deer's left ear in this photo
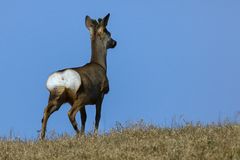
[85,15,95,35]
[85,16,93,29]
[101,13,110,27]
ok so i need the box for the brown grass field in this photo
[0,122,239,160]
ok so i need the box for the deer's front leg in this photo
[79,106,87,134]
[95,95,104,134]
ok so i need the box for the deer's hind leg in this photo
[40,87,65,140]
[68,100,83,135]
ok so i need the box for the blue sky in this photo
[0,0,240,138]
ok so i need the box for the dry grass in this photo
[0,122,239,160]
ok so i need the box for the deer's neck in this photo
[90,37,107,71]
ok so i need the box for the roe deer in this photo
[40,13,117,139]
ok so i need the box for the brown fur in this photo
[40,13,117,139]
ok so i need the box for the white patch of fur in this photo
[46,69,81,93]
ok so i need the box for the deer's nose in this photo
[111,39,117,48]
[107,39,117,49]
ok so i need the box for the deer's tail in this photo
[48,86,66,102]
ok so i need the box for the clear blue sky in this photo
[0,0,240,138]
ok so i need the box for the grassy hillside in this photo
[0,122,239,160]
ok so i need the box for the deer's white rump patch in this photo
[46,69,81,93]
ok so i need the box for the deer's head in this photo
[85,13,117,49]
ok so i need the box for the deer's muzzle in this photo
[108,38,117,49]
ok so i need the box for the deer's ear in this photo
[85,16,94,30]
[101,13,110,27]
[85,16,94,33]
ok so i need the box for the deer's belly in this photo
[46,69,81,93]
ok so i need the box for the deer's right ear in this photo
[85,16,94,35]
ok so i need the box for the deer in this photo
[40,13,117,140]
